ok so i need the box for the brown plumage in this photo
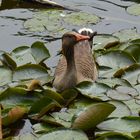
[53,30,98,92]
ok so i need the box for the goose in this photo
[53,28,98,92]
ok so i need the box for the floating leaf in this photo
[121,64,140,85]
[98,117,140,133]
[96,50,135,69]
[108,100,131,118]
[2,106,28,126]
[72,103,115,130]
[76,81,110,101]
[94,34,119,50]
[113,28,140,42]
[124,44,140,63]
[64,12,101,26]
[0,67,12,86]
[96,132,134,140]
[31,41,50,64]
[29,96,60,118]
[127,4,140,16]
[107,86,138,101]
[0,87,41,109]
[13,64,49,81]
[38,129,88,140]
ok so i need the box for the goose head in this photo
[62,31,90,58]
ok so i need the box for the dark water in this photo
[0,0,140,68]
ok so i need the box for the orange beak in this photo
[74,33,90,41]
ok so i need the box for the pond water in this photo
[0,0,140,68]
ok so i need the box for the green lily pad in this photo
[2,106,28,126]
[113,28,140,42]
[38,129,88,140]
[96,132,134,140]
[0,67,12,86]
[0,87,41,110]
[93,34,119,50]
[72,103,115,130]
[31,41,50,63]
[98,117,140,133]
[29,96,61,118]
[64,12,101,26]
[107,86,138,101]
[124,44,140,63]
[13,64,49,81]
[76,81,110,101]
[127,4,140,16]
[108,100,131,118]
[11,42,50,66]
[96,50,135,69]
[121,64,140,85]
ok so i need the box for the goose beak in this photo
[75,33,90,41]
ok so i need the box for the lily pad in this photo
[98,117,140,133]
[13,64,49,81]
[38,129,89,140]
[96,50,135,69]
[113,28,140,42]
[0,67,12,86]
[93,34,119,50]
[107,86,138,101]
[121,64,140,85]
[72,103,115,130]
[124,44,140,63]
[96,132,134,140]
[108,100,131,118]
[76,81,110,101]
[64,12,101,26]
[127,4,140,16]
[11,42,50,66]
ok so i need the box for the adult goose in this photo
[53,28,98,92]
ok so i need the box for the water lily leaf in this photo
[24,10,66,33]
[33,123,57,134]
[11,42,50,66]
[31,41,50,64]
[108,100,131,118]
[76,81,110,101]
[0,67,12,86]
[94,34,119,50]
[13,64,49,81]
[124,44,140,63]
[11,46,35,66]
[38,129,88,140]
[96,50,135,69]
[127,4,140,16]
[72,103,115,130]
[98,117,140,133]
[2,53,17,70]
[121,64,140,85]
[61,89,78,106]
[0,87,41,109]
[107,86,138,101]
[113,28,140,42]
[96,132,134,140]
[50,110,74,128]
[13,133,38,140]
[29,96,61,118]
[97,78,130,88]
[124,99,140,116]
[2,106,28,126]
[64,12,101,26]
[43,89,65,105]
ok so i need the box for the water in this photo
[0,0,140,68]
